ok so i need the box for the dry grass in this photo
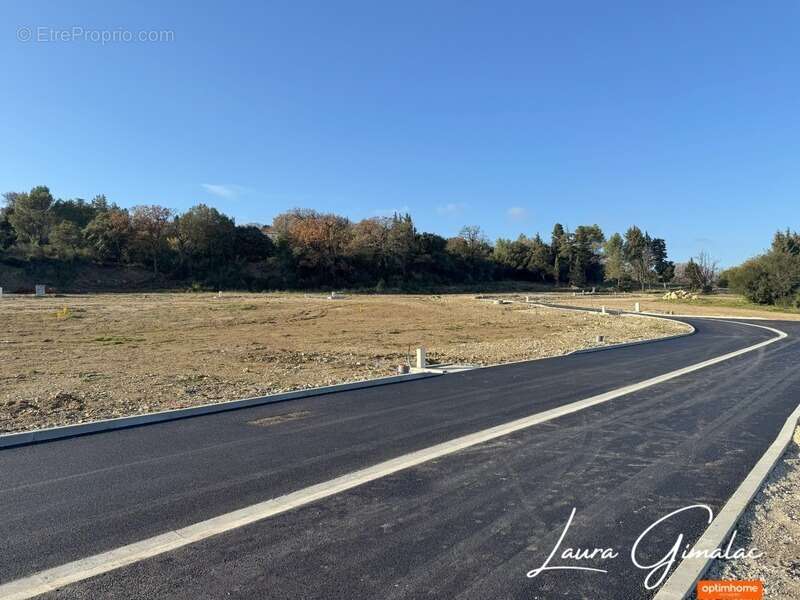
[0,292,688,433]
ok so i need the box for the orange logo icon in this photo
[696,580,763,600]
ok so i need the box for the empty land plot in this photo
[0,292,689,433]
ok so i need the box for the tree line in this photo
[1,185,676,291]
[721,230,800,307]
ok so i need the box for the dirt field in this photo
[0,292,688,433]
[525,291,800,320]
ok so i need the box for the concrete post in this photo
[601,305,606,314]
[35,285,45,297]
[415,347,426,369]
[634,302,641,313]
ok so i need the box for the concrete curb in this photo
[526,300,784,322]
[0,372,440,450]
[525,301,698,354]
[569,327,696,355]
[654,402,800,600]
[644,312,771,320]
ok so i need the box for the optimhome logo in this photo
[696,579,763,600]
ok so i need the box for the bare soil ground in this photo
[527,291,800,320]
[704,427,800,599]
[0,292,687,433]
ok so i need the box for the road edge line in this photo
[653,402,800,600]
[0,322,787,600]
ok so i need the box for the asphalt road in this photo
[1,318,798,599]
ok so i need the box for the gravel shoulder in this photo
[0,292,688,433]
[704,427,800,599]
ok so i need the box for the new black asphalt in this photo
[1,318,796,598]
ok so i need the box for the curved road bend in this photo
[0,318,797,598]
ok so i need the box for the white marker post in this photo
[415,347,427,369]
[35,285,45,297]
[634,302,641,313]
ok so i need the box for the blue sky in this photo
[3,1,799,267]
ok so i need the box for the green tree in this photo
[603,233,625,289]
[49,221,84,259]
[771,229,800,255]
[570,225,605,286]
[526,234,552,282]
[91,194,110,213]
[624,226,650,290]
[569,229,591,286]
[550,223,570,285]
[494,236,533,277]
[52,198,99,228]
[173,204,235,273]
[84,209,132,263]
[386,213,416,279]
[7,186,54,246]
[649,237,674,288]
[0,199,17,250]
[233,225,273,262]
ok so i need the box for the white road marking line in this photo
[0,322,787,600]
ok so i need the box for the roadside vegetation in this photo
[721,230,800,309]
[2,185,678,292]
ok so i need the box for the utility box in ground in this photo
[35,285,46,297]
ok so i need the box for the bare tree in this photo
[684,250,718,292]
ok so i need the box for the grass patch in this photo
[54,306,74,320]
